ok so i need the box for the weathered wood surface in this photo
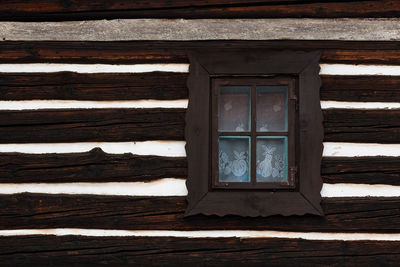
[1,41,400,65]
[323,109,400,144]
[321,76,400,102]
[2,73,400,102]
[1,235,400,266]
[0,150,398,185]
[1,194,400,232]
[322,157,400,185]
[1,19,400,41]
[0,72,188,100]
[0,109,397,143]
[0,148,187,183]
[0,0,399,21]
[0,108,186,143]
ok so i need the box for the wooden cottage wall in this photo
[0,1,400,265]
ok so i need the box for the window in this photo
[185,50,323,217]
[212,78,296,189]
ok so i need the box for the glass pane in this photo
[256,86,288,132]
[219,136,250,182]
[218,86,250,132]
[256,137,288,182]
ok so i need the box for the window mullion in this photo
[251,85,257,186]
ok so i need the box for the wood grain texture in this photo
[1,19,399,41]
[323,109,400,144]
[1,235,400,266]
[321,76,400,102]
[2,73,399,102]
[0,72,188,100]
[0,151,397,185]
[0,148,187,183]
[0,0,398,21]
[0,109,397,143]
[1,194,400,232]
[1,41,399,64]
[321,157,400,185]
[0,108,185,143]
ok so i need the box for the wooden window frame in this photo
[185,50,323,217]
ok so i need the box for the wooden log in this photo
[0,150,398,185]
[323,109,400,144]
[0,41,189,64]
[1,235,400,266]
[0,108,397,143]
[321,76,400,102]
[1,73,400,102]
[0,0,298,14]
[321,157,400,185]
[1,19,399,41]
[1,194,399,232]
[0,148,187,183]
[0,72,188,100]
[0,108,186,143]
[1,41,399,64]
[0,0,398,21]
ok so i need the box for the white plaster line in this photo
[0,142,398,157]
[323,142,400,157]
[1,19,400,41]
[0,181,398,198]
[0,100,188,110]
[0,63,399,76]
[321,101,400,110]
[0,100,399,110]
[321,183,400,197]
[0,141,186,156]
[0,179,187,196]
[0,229,400,241]
[320,64,400,76]
[0,63,189,73]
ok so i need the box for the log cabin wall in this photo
[0,1,400,266]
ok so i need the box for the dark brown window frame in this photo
[185,50,324,217]
[211,77,297,190]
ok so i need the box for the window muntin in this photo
[212,77,297,190]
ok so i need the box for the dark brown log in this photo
[1,235,400,266]
[0,108,397,143]
[321,48,400,65]
[323,109,400,144]
[321,76,400,102]
[0,41,399,65]
[321,157,400,185]
[1,194,400,232]
[0,148,187,183]
[0,1,399,21]
[0,0,297,14]
[2,73,399,102]
[0,72,188,100]
[0,150,398,185]
[0,108,185,143]
[0,41,189,64]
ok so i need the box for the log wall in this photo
[0,4,399,266]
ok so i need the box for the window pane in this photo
[219,86,250,132]
[256,86,288,132]
[256,137,288,182]
[219,136,250,182]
